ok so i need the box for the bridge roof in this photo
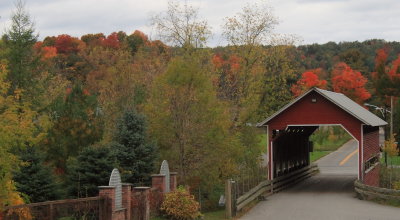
[257,88,387,127]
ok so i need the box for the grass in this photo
[313,136,351,151]
[380,155,400,166]
[309,126,352,162]
[203,210,225,220]
[258,133,268,148]
[310,151,331,162]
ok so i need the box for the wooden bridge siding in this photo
[363,126,381,186]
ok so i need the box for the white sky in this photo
[0,0,399,46]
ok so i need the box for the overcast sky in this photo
[0,0,399,46]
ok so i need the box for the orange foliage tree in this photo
[212,53,242,102]
[291,69,327,96]
[331,62,371,104]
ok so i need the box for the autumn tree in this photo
[0,60,21,209]
[291,69,327,97]
[338,48,368,75]
[125,30,150,55]
[44,84,103,172]
[0,60,41,209]
[130,33,170,109]
[81,33,106,47]
[222,1,278,67]
[332,62,371,104]
[222,2,277,45]
[372,49,400,99]
[42,34,87,81]
[371,49,400,142]
[255,45,301,120]
[151,0,211,49]
[145,54,242,197]
[219,2,294,124]
[84,46,136,140]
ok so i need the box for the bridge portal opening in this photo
[271,125,359,179]
[309,125,358,176]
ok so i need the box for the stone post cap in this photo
[122,183,134,186]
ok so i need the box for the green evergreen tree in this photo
[13,147,59,203]
[66,145,116,198]
[3,0,39,95]
[113,110,157,185]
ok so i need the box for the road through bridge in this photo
[240,139,400,220]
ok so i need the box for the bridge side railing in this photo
[225,163,319,218]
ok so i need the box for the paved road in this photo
[240,139,400,220]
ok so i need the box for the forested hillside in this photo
[1,0,399,211]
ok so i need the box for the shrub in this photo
[393,181,400,190]
[161,186,202,220]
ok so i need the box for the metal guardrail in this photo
[354,180,400,201]
[226,164,319,218]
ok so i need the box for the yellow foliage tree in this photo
[384,134,399,158]
[0,60,43,211]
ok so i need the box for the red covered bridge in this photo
[257,88,387,186]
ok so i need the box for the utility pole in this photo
[390,96,393,138]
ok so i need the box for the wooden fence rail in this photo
[2,196,111,220]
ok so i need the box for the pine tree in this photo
[3,0,39,95]
[113,110,157,185]
[13,147,59,203]
[66,145,116,198]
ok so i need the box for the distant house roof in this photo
[257,88,388,127]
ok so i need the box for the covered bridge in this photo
[257,88,387,186]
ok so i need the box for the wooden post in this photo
[49,203,54,220]
[225,179,233,219]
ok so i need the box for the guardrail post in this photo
[225,179,236,218]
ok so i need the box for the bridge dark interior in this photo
[272,126,318,178]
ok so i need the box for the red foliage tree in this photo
[332,62,371,104]
[388,56,400,88]
[371,49,400,103]
[101,32,120,49]
[291,69,327,97]
[54,34,84,54]
[211,53,242,101]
